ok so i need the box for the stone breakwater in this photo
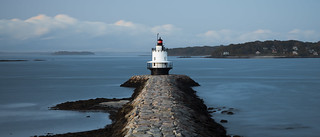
[112,75,226,137]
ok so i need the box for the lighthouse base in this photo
[149,68,171,75]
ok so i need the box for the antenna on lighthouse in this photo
[157,33,159,41]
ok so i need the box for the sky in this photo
[0,0,319,52]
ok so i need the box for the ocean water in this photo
[0,53,319,137]
[174,57,320,137]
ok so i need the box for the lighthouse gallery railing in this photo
[147,62,173,69]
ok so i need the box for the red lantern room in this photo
[157,37,163,46]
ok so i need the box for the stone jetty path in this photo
[116,75,226,137]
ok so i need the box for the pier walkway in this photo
[118,75,226,137]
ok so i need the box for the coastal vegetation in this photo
[167,46,217,56]
[168,40,320,58]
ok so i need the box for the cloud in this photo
[0,14,78,40]
[288,29,300,34]
[114,20,134,27]
[0,14,180,41]
[151,24,180,35]
[76,21,107,36]
[199,29,232,40]
[1,14,319,52]
[287,29,318,41]
[198,28,320,45]
[54,14,77,25]
[203,29,273,42]
[197,29,243,44]
[238,29,273,42]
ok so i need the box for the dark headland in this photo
[40,75,227,137]
[168,40,320,58]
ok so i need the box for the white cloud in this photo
[110,20,150,35]
[199,29,276,44]
[199,29,232,40]
[114,20,134,27]
[1,14,319,51]
[0,14,78,40]
[151,24,180,35]
[54,14,77,25]
[253,29,271,34]
[76,21,107,36]
[0,14,180,41]
[197,29,240,44]
[198,28,320,45]
[287,29,317,41]
[288,29,300,34]
[238,29,273,42]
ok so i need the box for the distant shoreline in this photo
[52,51,95,55]
[0,59,45,62]
[0,59,28,62]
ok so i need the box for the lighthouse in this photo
[147,36,173,75]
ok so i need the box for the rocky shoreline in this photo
[39,75,228,137]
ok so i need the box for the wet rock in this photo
[220,120,228,123]
[51,97,131,112]
[99,100,130,109]
[46,133,54,135]
[221,110,234,115]
[221,110,228,114]
[34,59,45,61]
[285,127,294,130]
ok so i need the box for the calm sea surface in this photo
[0,53,319,137]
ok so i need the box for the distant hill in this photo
[52,51,95,55]
[168,46,217,56]
[211,40,320,58]
[167,40,320,58]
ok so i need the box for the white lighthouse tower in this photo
[147,35,173,75]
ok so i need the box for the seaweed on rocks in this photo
[51,98,130,111]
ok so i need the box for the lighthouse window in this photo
[154,57,156,60]
[153,63,155,66]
